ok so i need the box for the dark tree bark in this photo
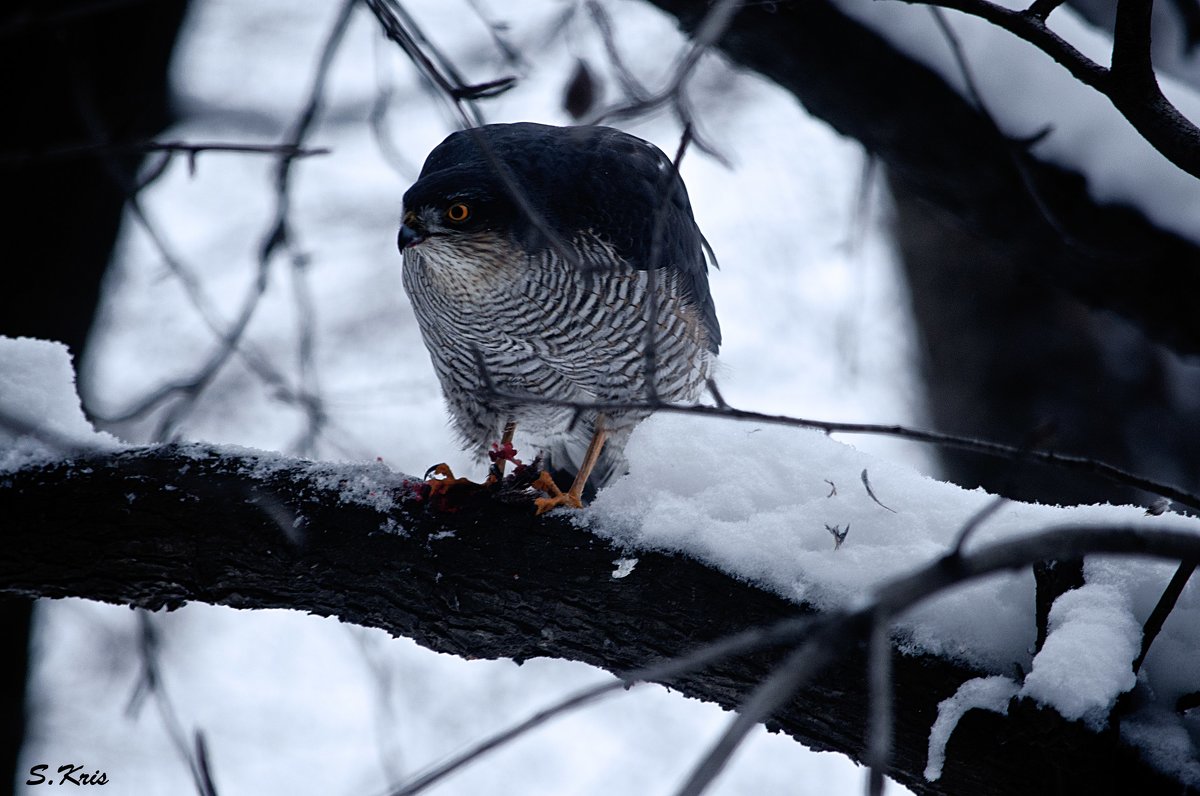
[1,446,1191,795]
[0,3,190,793]
[1,0,190,355]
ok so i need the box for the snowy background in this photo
[12,0,1200,793]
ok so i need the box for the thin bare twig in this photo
[950,494,1009,555]
[472,374,1200,513]
[0,140,329,167]
[463,0,527,69]
[641,126,697,402]
[363,0,516,129]
[108,0,354,441]
[369,34,418,179]
[1132,558,1198,674]
[387,616,820,796]
[587,0,651,100]
[126,615,220,796]
[1025,0,1065,20]
[903,0,1200,179]
[926,6,1122,262]
[675,525,1200,795]
[589,0,743,163]
[287,252,328,457]
[673,621,853,796]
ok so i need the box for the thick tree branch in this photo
[0,445,1191,795]
[914,0,1200,179]
[913,0,1113,93]
[645,0,1200,357]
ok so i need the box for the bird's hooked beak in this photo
[397,211,426,250]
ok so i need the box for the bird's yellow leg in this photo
[534,419,609,515]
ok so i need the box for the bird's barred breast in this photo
[402,244,712,448]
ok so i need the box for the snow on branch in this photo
[645,0,1200,358]
[902,0,1200,180]
[2,444,1197,795]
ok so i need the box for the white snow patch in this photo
[582,412,1200,680]
[297,458,409,515]
[612,557,639,579]
[1121,705,1200,787]
[248,444,415,526]
[924,675,1019,781]
[0,336,122,471]
[1019,584,1141,729]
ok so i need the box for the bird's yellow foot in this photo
[415,450,541,512]
[532,471,584,515]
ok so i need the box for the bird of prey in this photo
[398,122,720,512]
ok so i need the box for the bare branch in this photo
[906,0,1110,90]
[388,610,818,796]
[926,5,1136,259]
[902,0,1200,179]
[950,494,1009,555]
[1025,0,1066,21]
[587,0,653,101]
[674,619,855,796]
[640,126,697,404]
[475,385,1200,513]
[590,0,742,163]
[1111,0,1157,88]
[1132,558,1198,674]
[100,1,354,440]
[462,0,527,69]
[362,0,516,128]
[0,140,330,167]
[128,615,220,796]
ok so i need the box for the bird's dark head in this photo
[397,122,698,266]
[397,167,518,253]
[397,123,720,351]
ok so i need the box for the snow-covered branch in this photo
[2,444,1196,795]
[903,0,1200,180]
[645,0,1200,358]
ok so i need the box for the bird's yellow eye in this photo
[446,202,470,223]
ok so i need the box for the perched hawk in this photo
[398,122,720,511]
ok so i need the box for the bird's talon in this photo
[532,470,561,496]
[534,493,584,515]
[424,462,456,481]
[532,471,584,515]
[422,462,484,503]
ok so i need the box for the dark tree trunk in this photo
[0,2,190,792]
